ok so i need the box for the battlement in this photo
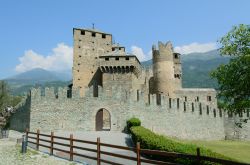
[99,55,142,76]
[30,86,230,119]
[153,41,174,59]
[73,28,112,40]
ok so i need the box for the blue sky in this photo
[0,0,249,79]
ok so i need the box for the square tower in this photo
[72,28,112,95]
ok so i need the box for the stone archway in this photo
[95,108,111,131]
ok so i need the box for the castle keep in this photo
[10,28,250,140]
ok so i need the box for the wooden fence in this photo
[25,129,249,165]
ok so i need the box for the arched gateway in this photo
[95,108,111,131]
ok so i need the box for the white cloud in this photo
[174,42,217,55]
[15,43,73,73]
[131,42,217,61]
[131,46,151,61]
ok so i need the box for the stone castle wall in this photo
[9,87,250,140]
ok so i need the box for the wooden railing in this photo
[25,129,249,165]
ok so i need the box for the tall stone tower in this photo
[72,28,113,95]
[152,41,182,97]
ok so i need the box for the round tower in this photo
[152,41,177,97]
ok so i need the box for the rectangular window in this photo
[81,30,85,35]
[112,48,115,51]
[102,34,106,38]
[184,96,187,101]
[207,96,212,101]
[119,47,121,50]
[174,54,178,59]
[126,57,129,60]
[105,57,109,61]
[92,32,96,37]
[115,57,119,61]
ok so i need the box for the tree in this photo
[211,24,250,115]
[0,81,10,113]
[0,81,22,128]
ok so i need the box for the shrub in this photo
[130,126,234,164]
[126,118,141,132]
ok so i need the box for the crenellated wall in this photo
[9,86,250,140]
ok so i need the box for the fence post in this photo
[25,128,28,147]
[21,135,27,153]
[197,147,200,164]
[97,137,100,165]
[25,128,28,139]
[136,142,141,165]
[50,132,54,155]
[70,134,73,161]
[36,129,40,150]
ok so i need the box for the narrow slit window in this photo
[196,96,199,102]
[174,54,178,59]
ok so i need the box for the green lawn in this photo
[185,140,250,163]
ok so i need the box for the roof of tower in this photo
[73,28,112,35]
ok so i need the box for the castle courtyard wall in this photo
[9,87,230,140]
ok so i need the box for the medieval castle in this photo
[9,28,250,140]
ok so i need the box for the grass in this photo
[183,140,250,163]
[130,126,234,164]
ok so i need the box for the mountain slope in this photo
[5,68,71,85]
[4,68,72,95]
[141,50,230,88]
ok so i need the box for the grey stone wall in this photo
[6,87,237,140]
[175,88,217,108]
[224,112,250,140]
[10,86,250,140]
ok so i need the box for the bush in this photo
[130,126,234,164]
[126,118,141,132]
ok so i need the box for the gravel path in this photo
[0,139,79,165]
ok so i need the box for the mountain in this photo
[5,68,71,85]
[4,68,72,95]
[141,49,230,88]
